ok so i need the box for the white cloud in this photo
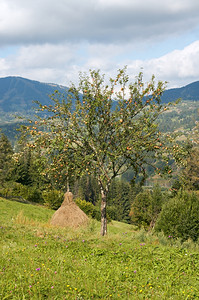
[1,40,199,88]
[1,0,199,45]
[0,1,199,88]
[125,41,199,87]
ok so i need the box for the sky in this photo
[1,0,199,88]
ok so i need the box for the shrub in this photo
[75,198,102,221]
[129,185,165,229]
[42,189,64,209]
[0,182,43,203]
[155,190,199,242]
[75,198,95,217]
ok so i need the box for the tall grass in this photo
[0,197,199,299]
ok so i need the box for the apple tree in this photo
[22,67,176,235]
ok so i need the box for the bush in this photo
[75,198,95,217]
[75,198,102,221]
[42,189,64,209]
[129,185,165,229]
[155,190,199,242]
[0,182,43,203]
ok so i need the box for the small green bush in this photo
[75,198,101,221]
[75,198,94,216]
[155,190,199,242]
[42,189,64,209]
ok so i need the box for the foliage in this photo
[20,67,183,235]
[182,146,199,190]
[130,185,166,229]
[155,190,199,241]
[0,132,14,184]
[12,146,35,185]
[42,189,64,210]
[0,197,199,299]
[12,140,51,188]
[75,197,101,220]
[0,182,43,203]
[75,198,95,217]
[74,175,100,205]
[107,179,133,223]
[182,120,199,190]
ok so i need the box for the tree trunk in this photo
[100,188,107,236]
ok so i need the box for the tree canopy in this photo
[0,132,14,184]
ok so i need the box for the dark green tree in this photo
[155,190,199,241]
[13,140,47,188]
[21,67,178,235]
[182,147,199,190]
[13,147,33,185]
[182,121,199,190]
[129,185,165,229]
[107,179,132,223]
[75,175,100,205]
[0,132,14,185]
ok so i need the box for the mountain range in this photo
[0,76,199,113]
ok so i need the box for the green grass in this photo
[0,197,199,299]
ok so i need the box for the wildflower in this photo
[29,285,32,288]
[134,270,137,273]
[51,286,54,289]
[54,271,57,274]
[82,240,85,242]
[119,243,122,246]
[36,268,41,271]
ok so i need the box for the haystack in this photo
[50,192,88,228]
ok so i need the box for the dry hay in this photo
[50,191,88,228]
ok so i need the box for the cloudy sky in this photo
[0,0,199,88]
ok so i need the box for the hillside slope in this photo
[162,81,199,102]
[0,76,66,112]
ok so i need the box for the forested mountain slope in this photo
[0,76,199,113]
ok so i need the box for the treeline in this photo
[0,131,199,242]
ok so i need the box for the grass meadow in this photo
[0,197,199,299]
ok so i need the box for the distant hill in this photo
[162,81,199,102]
[0,76,199,113]
[0,76,67,112]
